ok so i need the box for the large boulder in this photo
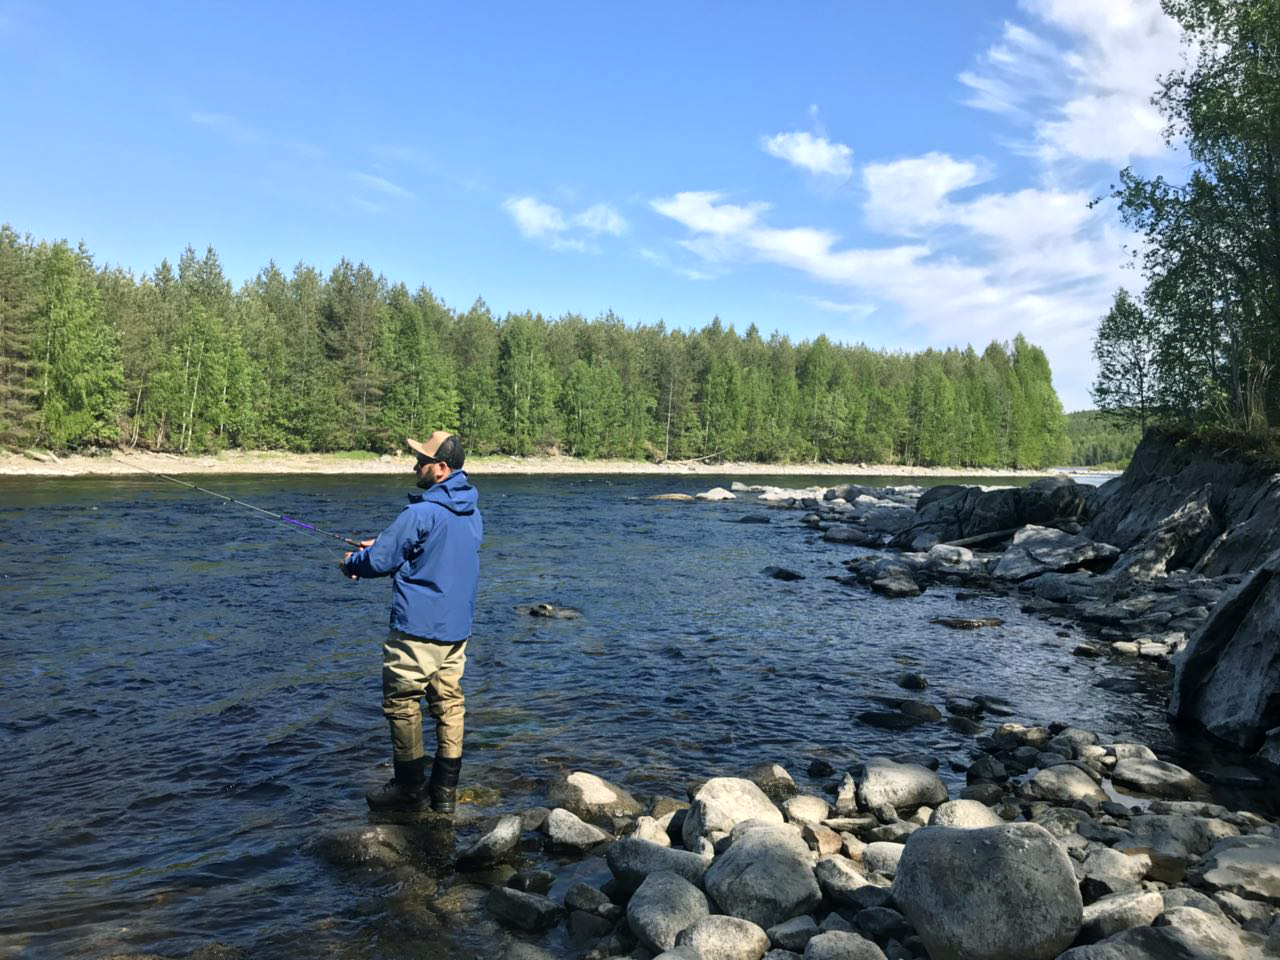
[628,871,710,953]
[928,799,1004,829]
[703,825,822,930]
[1169,548,1280,753]
[854,757,948,812]
[892,823,1082,960]
[683,777,784,848]
[548,771,642,818]
[992,525,1119,581]
[607,837,711,892]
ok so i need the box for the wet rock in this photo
[703,824,822,929]
[928,799,1004,829]
[857,710,926,731]
[628,870,710,953]
[457,815,523,868]
[870,574,921,599]
[508,869,555,894]
[517,602,583,619]
[763,566,805,581]
[684,777,785,848]
[676,915,770,959]
[768,915,819,952]
[308,824,421,872]
[542,807,611,852]
[565,881,617,917]
[825,525,881,546]
[930,616,1005,629]
[802,930,887,959]
[548,771,642,819]
[892,823,1082,960]
[487,886,565,932]
[607,837,711,892]
[1196,834,1280,905]
[650,493,696,502]
[1021,766,1106,807]
[697,487,736,501]
[854,905,910,943]
[855,758,948,812]
[1110,758,1207,800]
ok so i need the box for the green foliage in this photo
[1064,410,1142,467]
[1099,0,1280,437]
[0,224,1073,466]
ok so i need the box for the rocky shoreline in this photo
[106,433,1279,960]
[143,725,1279,960]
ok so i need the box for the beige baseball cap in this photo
[406,431,464,469]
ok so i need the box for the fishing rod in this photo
[112,453,364,550]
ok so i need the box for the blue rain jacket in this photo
[342,470,483,643]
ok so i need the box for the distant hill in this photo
[1064,411,1141,468]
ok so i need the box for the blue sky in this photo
[0,1,1188,410]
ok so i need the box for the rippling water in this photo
[0,472,1199,958]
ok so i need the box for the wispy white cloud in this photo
[762,131,853,178]
[503,196,627,252]
[961,0,1185,166]
[350,171,414,200]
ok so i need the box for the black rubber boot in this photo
[429,755,462,814]
[366,757,427,811]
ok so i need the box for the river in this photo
[0,471,1192,958]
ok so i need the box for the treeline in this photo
[1064,411,1141,468]
[1092,0,1279,441]
[0,225,1070,467]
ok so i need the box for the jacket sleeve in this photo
[342,506,428,578]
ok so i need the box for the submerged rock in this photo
[930,616,1004,629]
[517,602,582,619]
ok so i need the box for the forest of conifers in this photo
[0,225,1072,468]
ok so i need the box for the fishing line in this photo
[112,453,362,555]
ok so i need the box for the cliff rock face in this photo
[1169,550,1280,753]
[1085,432,1280,577]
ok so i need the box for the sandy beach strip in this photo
[0,449,1099,480]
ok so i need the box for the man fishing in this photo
[339,431,483,814]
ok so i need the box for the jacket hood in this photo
[409,469,477,515]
